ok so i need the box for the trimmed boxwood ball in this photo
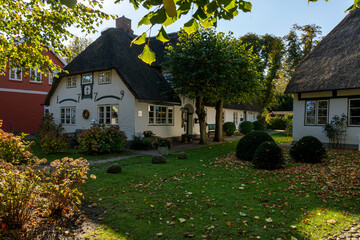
[240,121,254,135]
[252,141,284,170]
[253,120,264,131]
[290,136,326,163]
[223,122,236,136]
[236,132,275,161]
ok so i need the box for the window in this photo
[305,100,328,125]
[30,68,42,83]
[233,112,238,126]
[349,99,360,125]
[66,76,77,88]
[49,71,57,85]
[9,68,22,81]
[98,105,118,125]
[148,105,174,125]
[82,73,93,84]
[99,71,111,84]
[61,107,76,125]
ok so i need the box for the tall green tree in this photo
[240,34,285,109]
[64,37,93,63]
[166,29,259,144]
[0,0,110,76]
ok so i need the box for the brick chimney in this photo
[116,16,134,34]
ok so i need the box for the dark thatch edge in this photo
[285,9,360,94]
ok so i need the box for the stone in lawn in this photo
[152,154,166,164]
[178,152,187,159]
[107,163,122,173]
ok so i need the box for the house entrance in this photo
[182,104,194,135]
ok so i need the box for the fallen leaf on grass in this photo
[156,232,163,237]
[326,219,337,225]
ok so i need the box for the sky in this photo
[75,0,353,40]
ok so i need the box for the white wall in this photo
[49,69,136,138]
[293,93,360,146]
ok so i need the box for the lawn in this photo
[82,139,360,239]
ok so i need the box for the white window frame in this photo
[49,71,57,85]
[9,67,22,81]
[98,105,119,125]
[148,105,174,125]
[60,107,76,125]
[66,76,77,88]
[30,67,42,83]
[82,73,93,84]
[99,71,111,84]
[305,100,328,125]
[233,112,238,126]
[348,98,360,126]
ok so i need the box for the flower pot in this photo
[158,146,169,155]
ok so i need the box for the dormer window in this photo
[30,68,42,83]
[66,76,77,88]
[9,68,22,81]
[99,71,111,84]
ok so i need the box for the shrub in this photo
[0,129,34,164]
[289,136,326,163]
[284,119,293,136]
[142,137,154,150]
[223,122,236,136]
[143,130,154,138]
[253,120,264,131]
[38,113,62,137]
[265,115,286,130]
[252,141,284,169]
[130,136,143,150]
[236,132,274,161]
[77,124,127,154]
[152,137,172,149]
[240,121,254,135]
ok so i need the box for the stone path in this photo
[327,220,360,240]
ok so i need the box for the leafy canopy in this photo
[0,0,111,76]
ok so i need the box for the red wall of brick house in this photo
[0,50,65,133]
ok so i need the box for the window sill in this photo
[30,81,42,84]
[9,78,22,81]
[148,124,174,126]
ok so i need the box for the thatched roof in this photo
[285,9,360,94]
[45,28,180,105]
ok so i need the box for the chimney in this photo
[116,16,134,34]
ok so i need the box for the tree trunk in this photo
[195,96,207,144]
[213,100,224,142]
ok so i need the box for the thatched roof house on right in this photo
[285,9,360,149]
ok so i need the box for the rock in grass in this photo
[178,152,187,159]
[107,163,122,173]
[152,154,166,164]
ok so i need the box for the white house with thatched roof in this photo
[285,9,360,149]
[44,17,261,139]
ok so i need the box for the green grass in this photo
[271,132,292,144]
[83,140,360,240]
[29,137,133,163]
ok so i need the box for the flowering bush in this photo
[152,137,172,149]
[77,124,127,154]
[0,129,34,164]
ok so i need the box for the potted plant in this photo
[152,137,172,155]
[143,130,154,138]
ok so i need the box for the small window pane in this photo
[82,73,93,84]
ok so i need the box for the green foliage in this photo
[265,115,287,130]
[240,121,254,134]
[0,129,34,164]
[77,124,127,155]
[323,114,347,148]
[143,130,155,138]
[285,118,293,137]
[0,0,111,76]
[130,136,154,150]
[236,131,274,161]
[152,137,172,149]
[64,36,93,63]
[223,122,236,136]
[290,136,326,163]
[252,141,284,170]
[268,92,293,111]
[38,113,69,154]
[253,120,264,130]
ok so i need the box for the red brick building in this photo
[0,51,66,133]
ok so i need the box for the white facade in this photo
[49,69,260,139]
[293,90,360,148]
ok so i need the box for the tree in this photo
[165,29,259,144]
[64,37,93,63]
[240,34,285,109]
[0,0,110,76]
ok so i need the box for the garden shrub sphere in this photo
[236,132,274,161]
[289,135,326,163]
[240,121,254,134]
[252,141,284,169]
[223,122,236,136]
[253,120,264,131]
